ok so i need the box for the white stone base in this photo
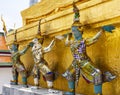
[2,84,84,95]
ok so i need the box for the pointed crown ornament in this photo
[72,2,83,34]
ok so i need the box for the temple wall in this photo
[5,0,120,95]
[0,33,9,50]
[0,33,12,94]
[0,32,11,66]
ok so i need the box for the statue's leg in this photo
[10,64,18,85]
[45,72,60,94]
[18,63,28,87]
[62,60,76,95]
[103,71,116,82]
[63,75,75,95]
[67,80,75,95]
[93,71,115,95]
[34,76,39,87]
[21,71,28,87]
[32,64,40,88]
[38,62,59,93]
[38,63,53,88]
[80,62,102,95]
[45,72,54,88]
[94,85,102,95]
[92,69,102,95]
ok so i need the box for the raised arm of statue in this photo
[19,42,33,55]
[43,39,55,53]
[86,29,103,46]
[65,33,73,46]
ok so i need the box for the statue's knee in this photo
[92,69,102,85]
[44,72,55,88]
[92,69,102,94]
[45,72,55,81]
[62,70,69,78]
[62,70,74,81]
[92,69,102,76]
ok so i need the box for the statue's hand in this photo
[55,35,65,40]
[65,40,69,46]
[102,25,115,33]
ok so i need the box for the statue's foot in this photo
[22,84,28,88]
[109,75,116,80]
[103,71,116,82]
[97,93,102,95]
[48,89,59,94]
[63,92,75,95]
[10,80,18,85]
[30,86,40,89]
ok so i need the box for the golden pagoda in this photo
[5,0,120,95]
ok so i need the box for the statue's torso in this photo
[32,43,43,63]
[11,52,21,64]
[70,40,95,82]
[70,40,89,62]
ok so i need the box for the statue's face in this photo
[32,38,39,44]
[32,38,42,48]
[72,26,83,40]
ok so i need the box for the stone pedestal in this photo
[2,84,62,95]
[2,84,83,95]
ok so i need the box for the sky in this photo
[0,0,29,32]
